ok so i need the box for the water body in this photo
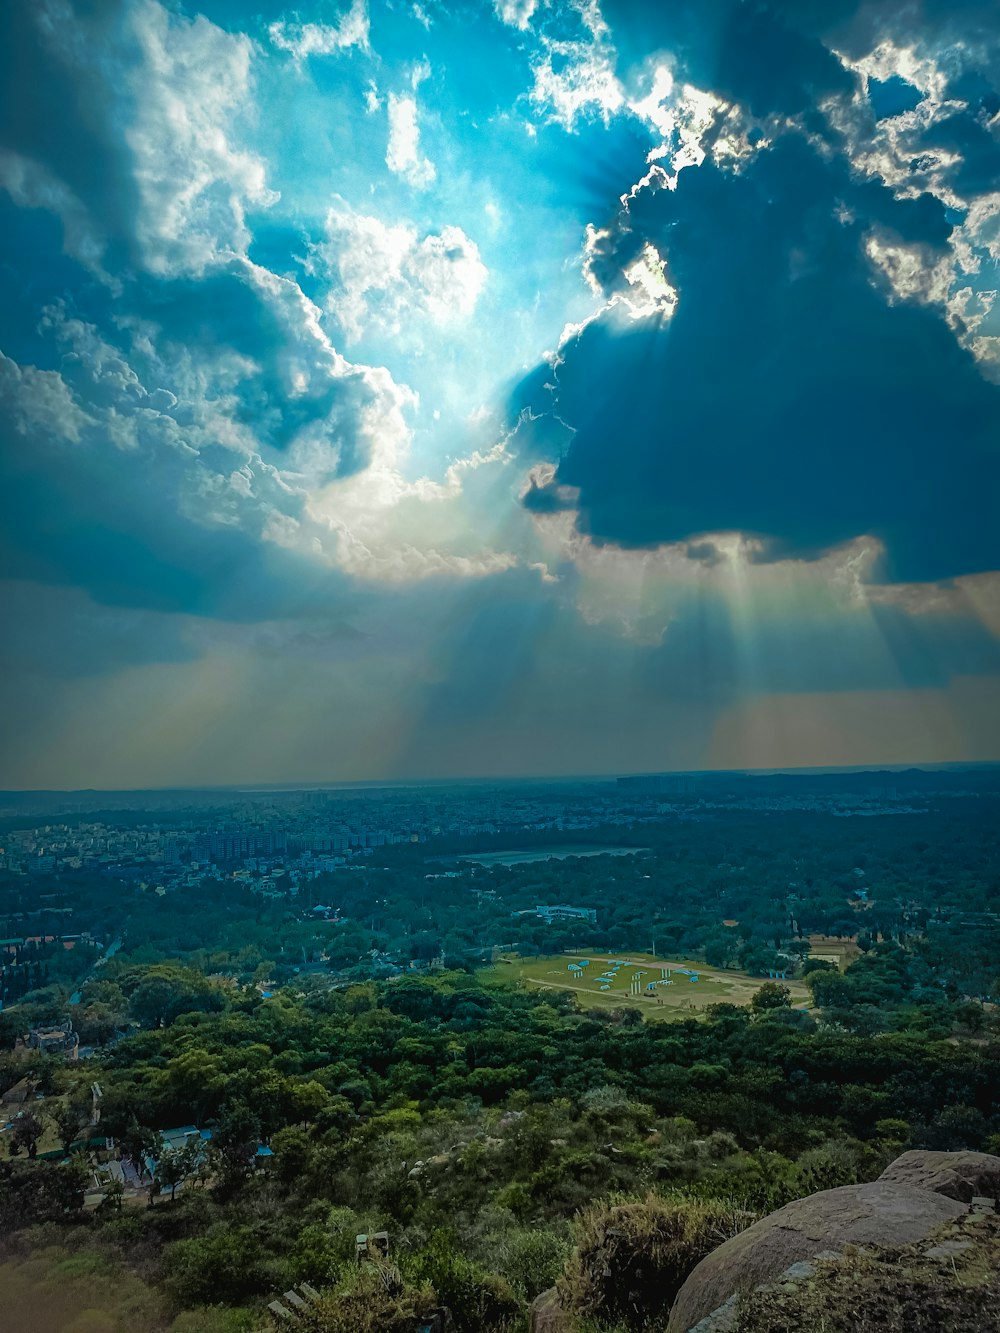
[458,846,648,867]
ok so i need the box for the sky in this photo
[1,0,999,788]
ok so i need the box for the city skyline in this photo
[2,0,1000,787]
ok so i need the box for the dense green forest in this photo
[1,800,999,1330]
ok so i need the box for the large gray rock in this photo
[529,1287,578,1333]
[877,1150,1000,1204]
[667,1181,965,1332]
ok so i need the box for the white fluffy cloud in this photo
[386,92,437,187]
[125,0,277,274]
[313,205,488,342]
[529,0,623,127]
[269,0,370,61]
[494,0,539,30]
[3,251,516,590]
[0,351,93,444]
[23,0,277,277]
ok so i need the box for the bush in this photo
[490,1225,573,1301]
[406,1229,522,1332]
[163,1226,279,1308]
[557,1194,756,1332]
[293,1268,439,1333]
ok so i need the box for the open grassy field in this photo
[0,1245,250,1332]
[483,951,810,1020]
[0,1248,165,1333]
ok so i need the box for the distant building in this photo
[26,1022,78,1058]
[204,830,288,863]
[535,904,597,925]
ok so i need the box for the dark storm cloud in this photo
[605,0,855,119]
[0,435,341,622]
[516,125,1000,583]
[0,4,139,263]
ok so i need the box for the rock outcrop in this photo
[667,1180,966,1332]
[529,1287,577,1332]
[531,1152,1000,1333]
[877,1149,1000,1204]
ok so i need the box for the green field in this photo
[484,951,809,1019]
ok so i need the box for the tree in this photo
[120,1121,158,1180]
[750,983,791,1015]
[75,1002,120,1046]
[406,1229,522,1332]
[703,931,740,970]
[99,1176,126,1212]
[10,1109,44,1159]
[807,970,852,1009]
[211,1103,261,1183]
[164,1225,274,1306]
[801,957,837,977]
[52,1095,92,1156]
[156,1141,200,1202]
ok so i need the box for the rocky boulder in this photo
[667,1181,965,1332]
[529,1287,577,1333]
[877,1149,1000,1204]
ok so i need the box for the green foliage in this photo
[291,1267,439,1333]
[1,801,998,1331]
[9,1109,44,1158]
[406,1229,522,1332]
[0,1156,88,1229]
[163,1225,279,1307]
[557,1193,757,1332]
[750,982,792,1014]
[168,1307,257,1333]
[489,1224,573,1301]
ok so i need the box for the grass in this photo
[0,1245,255,1333]
[0,1245,165,1332]
[481,952,810,1020]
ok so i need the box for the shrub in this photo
[557,1193,756,1332]
[490,1225,573,1301]
[293,1268,439,1333]
[406,1229,522,1332]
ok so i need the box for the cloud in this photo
[2,0,999,788]
[124,1,277,274]
[513,95,1000,583]
[0,150,111,282]
[269,0,370,61]
[0,350,93,443]
[494,0,539,31]
[529,0,624,128]
[0,246,518,614]
[1,0,276,278]
[386,92,436,187]
[312,203,487,342]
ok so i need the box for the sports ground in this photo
[486,951,810,1019]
